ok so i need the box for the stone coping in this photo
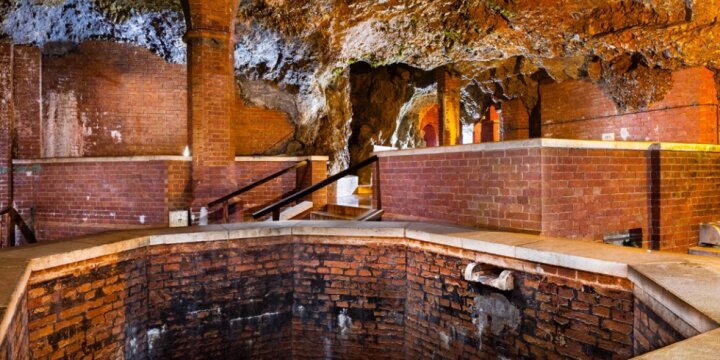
[0,221,719,358]
[12,155,328,164]
[372,138,720,158]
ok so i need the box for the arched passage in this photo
[419,103,439,147]
[423,124,438,147]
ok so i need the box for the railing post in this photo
[8,211,15,247]
[375,158,382,210]
[222,201,229,224]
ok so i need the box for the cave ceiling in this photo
[2,0,720,162]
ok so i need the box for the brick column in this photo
[185,0,239,217]
[0,43,13,209]
[437,68,461,146]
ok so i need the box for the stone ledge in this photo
[373,138,720,158]
[13,156,190,164]
[0,221,719,359]
[12,155,330,164]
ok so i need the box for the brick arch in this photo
[419,103,439,147]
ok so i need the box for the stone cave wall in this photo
[348,63,437,180]
[12,236,651,359]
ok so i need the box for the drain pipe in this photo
[463,263,514,291]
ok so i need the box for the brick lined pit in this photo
[2,234,680,360]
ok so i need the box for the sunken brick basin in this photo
[0,222,718,359]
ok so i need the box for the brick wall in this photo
[293,241,406,359]
[235,105,295,155]
[147,239,294,359]
[11,158,323,240]
[379,144,720,251]
[380,149,543,233]
[0,291,28,360]
[13,236,641,359]
[541,67,719,144]
[0,43,13,209]
[13,46,42,160]
[541,148,649,243]
[13,160,191,241]
[655,150,720,251]
[404,246,634,359]
[41,41,187,158]
[633,299,686,356]
[502,99,530,140]
[26,250,147,359]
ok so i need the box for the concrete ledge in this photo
[234,156,329,162]
[373,138,720,158]
[1,221,719,358]
[12,155,330,165]
[13,156,190,164]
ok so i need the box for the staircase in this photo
[310,203,383,221]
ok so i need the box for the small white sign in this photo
[601,133,616,141]
[169,210,189,227]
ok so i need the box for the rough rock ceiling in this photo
[2,0,720,166]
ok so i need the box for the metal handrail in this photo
[206,160,310,223]
[208,160,309,208]
[0,206,37,247]
[253,155,381,221]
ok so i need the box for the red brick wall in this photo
[26,250,147,359]
[0,290,28,360]
[235,105,295,155]
[502,99,530,140]
[541,148,649,244]
[147,239,294,359]
[293,240,407,359]
[41,41,187,158]
[655,150,720,251]
[380,149,543,233]
[541,67,719,144]
[13,160,191,241]
[14,235,638,359]
[0,43,13,209]
[232,160,297,212]
[13,46,42,160]
[380,145,720,251]
[633,299,686,356]
[405,245,634,359]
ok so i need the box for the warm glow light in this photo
[183,145,191,157]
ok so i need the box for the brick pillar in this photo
[185,0,239,217]
[437,68,461,146]
[0,43,13,209]
[13,46,42,159]
[480,105,500,143]
[501,99,530,141]
[296,157,328,211]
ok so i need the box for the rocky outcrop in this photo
[3,0,720,169]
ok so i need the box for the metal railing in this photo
[253,155,381,221]
[207,160,309,223]
[0,206,37,247]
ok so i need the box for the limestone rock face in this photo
[3,0,720,169]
